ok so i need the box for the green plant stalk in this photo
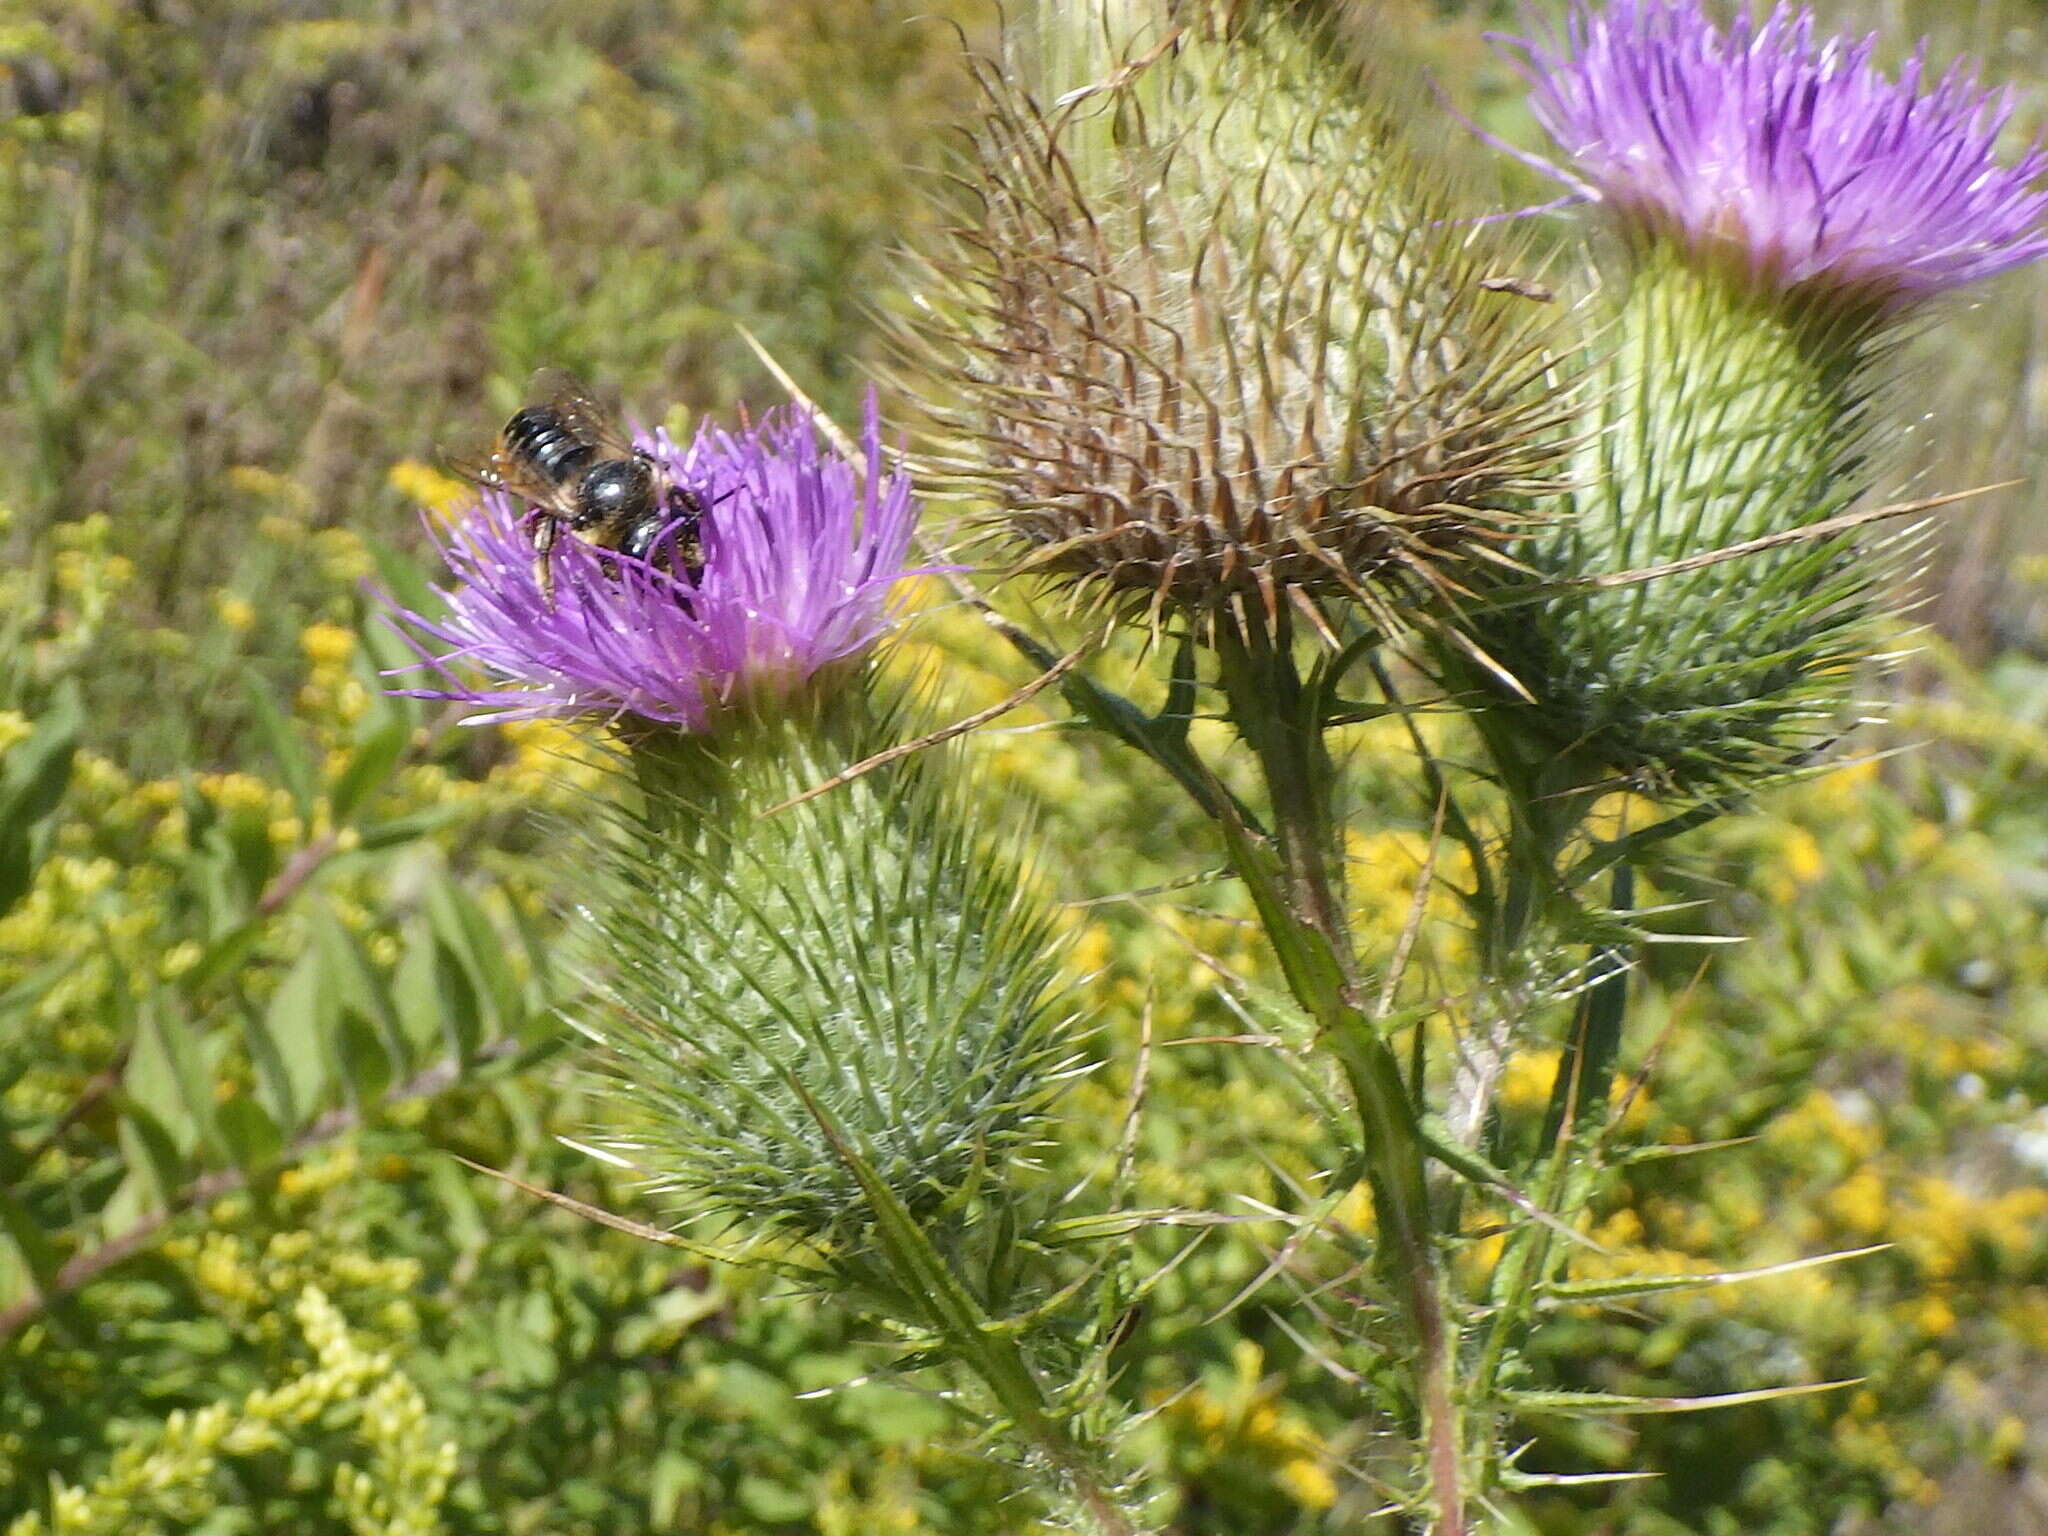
[1471,869,1632,1486]
[1440,708,1602,1188]
[1213,622,1469,1536]
[793,1078,1141,1536]
[1460,246,1879,1459]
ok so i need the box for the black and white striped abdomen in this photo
[503,406,597,485]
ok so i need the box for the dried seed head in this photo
[890,4,1571,639]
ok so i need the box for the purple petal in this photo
[1494,0,2048,306]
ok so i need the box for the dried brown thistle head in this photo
[886,4,1573,644]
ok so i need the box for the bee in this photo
[450,370,707,601]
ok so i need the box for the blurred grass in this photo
[1,1,2045,1534]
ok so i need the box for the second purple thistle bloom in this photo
[1496,0,2048,306]
[390,397,923,733]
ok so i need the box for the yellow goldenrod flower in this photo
[299,623,355,667]
[387,457,474,520]
[215,593,257,633]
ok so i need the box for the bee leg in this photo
[529,514,558,604]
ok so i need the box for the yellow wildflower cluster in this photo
[0,711,34,758]
[4,1288,454,1536]
[50,515,135,599]
[166,1153,424,1348]
[388,458,474,522]
[214,592,257,634]
[1159,1342,1338,1512]
[493,717,610,798]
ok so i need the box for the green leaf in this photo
[1539,863,1633,1150]
[1543,1245,1888,1305]
[185,918,265,994]
[0,835,34,924]
[335,1008,394,1107]
[216,1093,285,1172]
[237,993,295,1131]
[426,876,518,1033]
[0,1185,64,1298]
[116,1109,187,1212]
[1614,1136,1756,1165]
[1504,1380,1859,1416]
[354,610,427,726]
[0,958,69,1021]
[0,683,80,915]
[394,917,483,1064]
[244,675,318,820]
[787,1077,1063,1446]
[997,622,1262,833]
[434,942,483,1061]
[220,807,277,907]
[424,1155,487,1250]
[257,949,334,1129]
[1155,632,1199,749]
[314,912,407,1074]
[2,682,81,826]
[353,803,470,851]
[125,1001,215,1157]
[738,1476,813,1525]
[365,534,442,625]
[328,710,409,824]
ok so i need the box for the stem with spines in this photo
[1213,617,1469,1536]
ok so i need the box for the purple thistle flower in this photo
[1495,0,2048,308]
[386,394,923,733]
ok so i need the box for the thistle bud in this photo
[1470,253,1894,794]
[573,714,1084,1239]
[893,4,1568,640]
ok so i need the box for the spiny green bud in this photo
[574,704,1085,1240]
[890,1,1568,641]
[1467,252,1905,796]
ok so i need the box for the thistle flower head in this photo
[1498,0,2048,315]
[387,396,921,734]
[895,7,1568,640]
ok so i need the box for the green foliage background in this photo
[1,1,2044,1533]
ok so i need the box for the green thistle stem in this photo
[1472,866,1633,1487]
[796,1079,1141,1535]
[1213,621,1353,983]
[1213,621,1469,1536]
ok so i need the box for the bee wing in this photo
[444,442,579,519]
[532,367,641,460]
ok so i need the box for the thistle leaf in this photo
[1499,1467,1660,1490]
[1504,1380,1859,1416]
[1542,1244,1888,1304]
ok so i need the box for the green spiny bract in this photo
[575,707,1085,1241]
[888,2,1569,641]
[1464,253,1911,797]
